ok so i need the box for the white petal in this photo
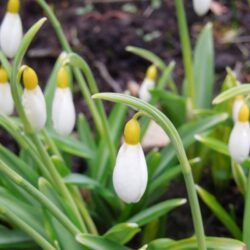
[52,88,76,136]
[0,13,23,58]
[138,78,155,102]
[113,143,148,203]
[229,122,250,163]
[193,0,212,16]
[232,99,244,122]
[0,83,14,115]
[22,86,47,131]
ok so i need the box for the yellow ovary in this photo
[146,65,157,81]
[7,0,20,13]
[239,104,249,122]
[22,67,38,90]
[57,66,70,88]
[0,68,8,84]
[124,118,141,145]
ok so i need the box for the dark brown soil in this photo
[0,0,249,241]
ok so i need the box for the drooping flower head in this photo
[113,117,148,203]
[139,65,157,102]
[0,0,23,58]
[193,0,212,16]
[229,103,250,163]
[0,67,14,115]
[22,66,47,131]
[52,66,76,136]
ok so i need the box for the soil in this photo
[0,0,249,242]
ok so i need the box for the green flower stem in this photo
[10,18,86,233]
[0,207,56,250]
[243,172,250,248]
[35,0,115,166]
[93,93,207,250]
[0,160,80,236]
[1,216,52,250]
[0,50,11,77]
[175,0,195,107]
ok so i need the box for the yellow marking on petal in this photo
[7,0,20,13]
[239,104,249,122]
[0,68,8,84]
[124,118,140,145]
[146,65,157,81]
[57,66,70,88]
[235,95,243,101]
[22,67,38,90]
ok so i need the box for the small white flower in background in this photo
[22,66,47,131]
[0,67,14,115]
[0,0,23,58]
[52,66,76,136]
[229,104,250,163]
[138,65,157,102]
[232,95,244,123]
[113,118,148,203]
[193,0,212,16]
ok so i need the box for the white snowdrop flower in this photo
[229,104,250,163]
[139,65,157,102]
[232,95,244,123]
[0,67,14,115]
[193,0,212,16]
[52,66,75,136]
[22,67,47,131]
[0,0,23,58]
[113,118,148,203]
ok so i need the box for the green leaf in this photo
[146,236,245,250]
[76,234,132,250]
[231,161,247,196]
[0,226,34,249]
[128,199,186,226]
[193,23,214,108]
[126,46,166,71]
[154,112,228,177]
[0,50,11,77]
[104,223,140,244]
[196,185,242,239]
[151,89,186,127]
[47,130,94,159]
[213,84,250,104]
[195,134,229,156]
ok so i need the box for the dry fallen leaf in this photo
[210,1,228,16]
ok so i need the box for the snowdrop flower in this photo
[0,67,14,115]
[229,104,250,163]
[138,65,157,102]
[113,118,148,203]
[52,66,75,135]
[193,0,212,16]
[0,0,23,58]
[22,66,46,131]
[232,95,244,123]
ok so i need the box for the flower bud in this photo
[139,65,157,102]
[113,118,148,203]
[52,66,75,135]
[193,0,212,16]
[22,67,47,131]
[0,0,22,58]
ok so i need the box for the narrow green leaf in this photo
[196,185,242,239]
[146,236,245,250]
[0,226,34,249]
[104,223,140,244]
[47,130,94,159]
[193,23,214,108]
[213,84,250,104]
[126,46,166,71]
[195,134,229,156]
[232,161,247,196]
[0,50,11,77]
[128,199,186,226]
[76,234,132,250]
